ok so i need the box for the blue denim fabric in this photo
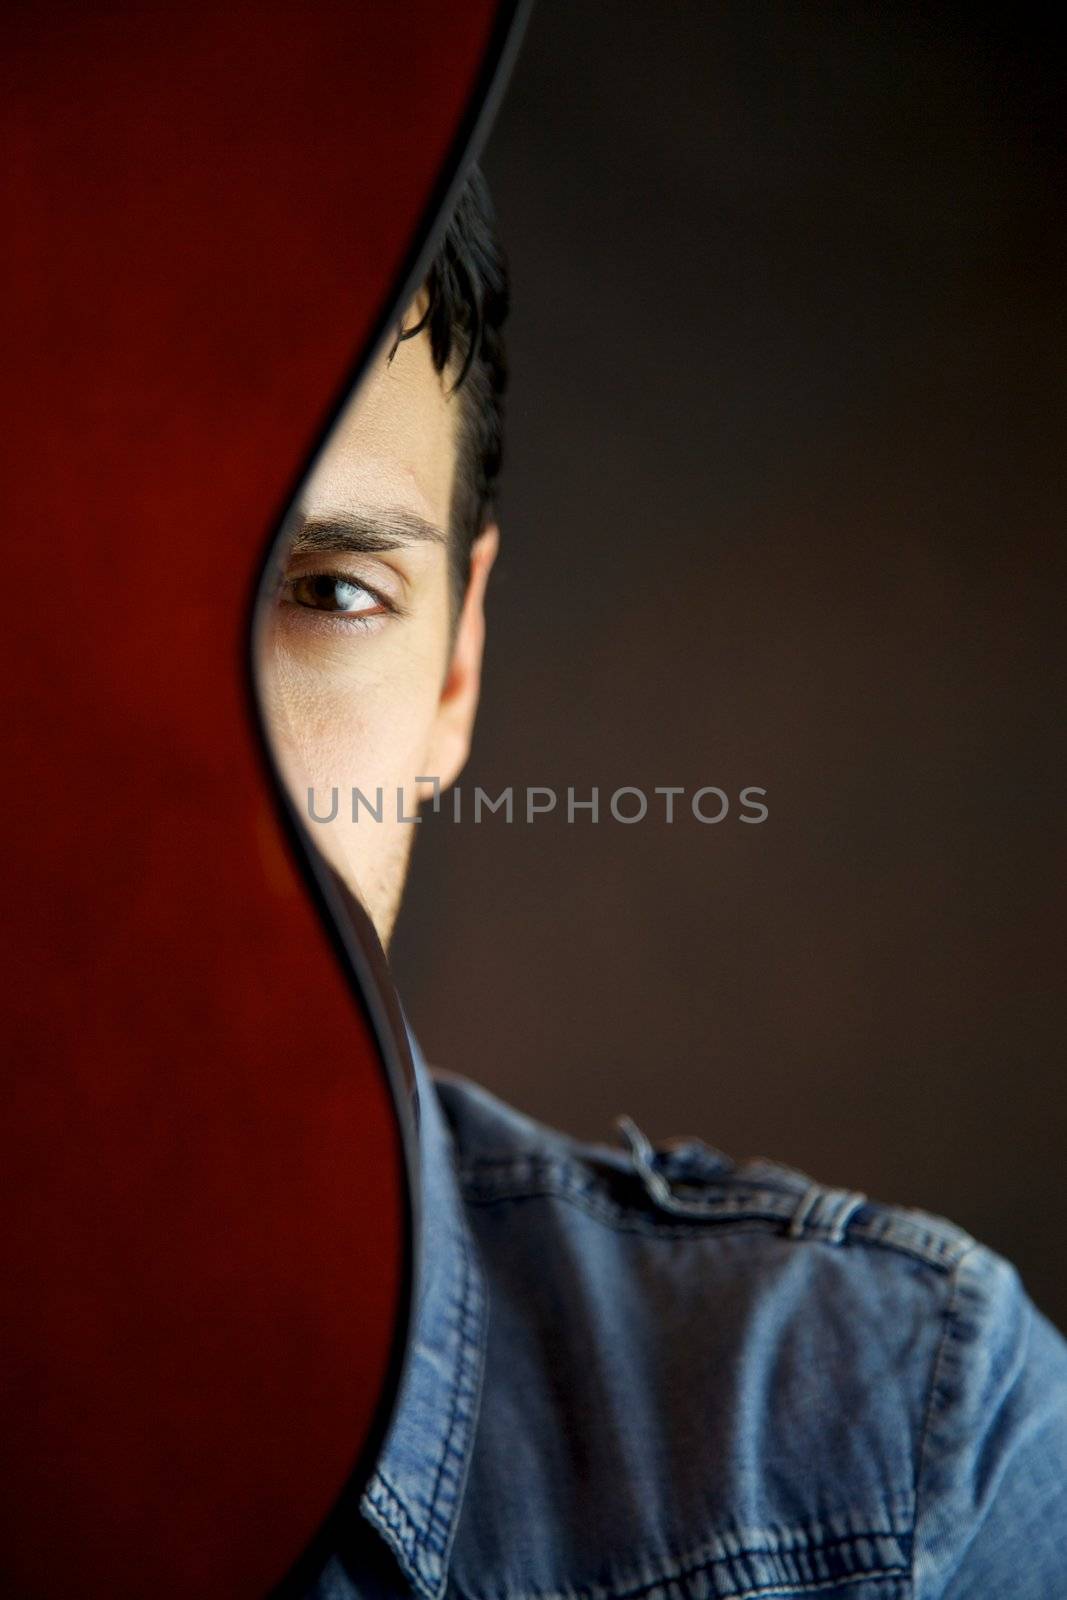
[311,1039,1067,1599]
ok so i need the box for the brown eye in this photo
[288,574,383,614]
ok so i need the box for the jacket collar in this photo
[359,1030,487,1600]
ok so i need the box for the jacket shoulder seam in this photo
[457,1159,973,1271]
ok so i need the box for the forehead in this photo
[302,317,459,525]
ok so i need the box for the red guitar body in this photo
[0,4,522,1594]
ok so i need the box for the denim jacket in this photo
[311,1039,1067,1600]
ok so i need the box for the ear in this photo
[421,523,499,795]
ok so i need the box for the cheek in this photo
[258,643,441,923]
[259,629,446,805]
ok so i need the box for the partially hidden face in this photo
[256,297,497,946]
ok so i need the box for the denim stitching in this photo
[909,1241,981,1598]
[461,1172,800,1220]
[459,1179,965,1276]
[463,1182,795,1231]
[610,1526,912,1589]
[365,1471,419,1559]
[420,1221,487,1578]
[455,1153,973,1269]
[422,1229,472,1555]
[454,1552,909,1600]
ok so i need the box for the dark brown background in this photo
[393,2,1066,1331]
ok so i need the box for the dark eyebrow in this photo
[285,508,447,557]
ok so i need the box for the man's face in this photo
[257,299,497,945]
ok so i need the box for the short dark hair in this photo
[394,166,509,610]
